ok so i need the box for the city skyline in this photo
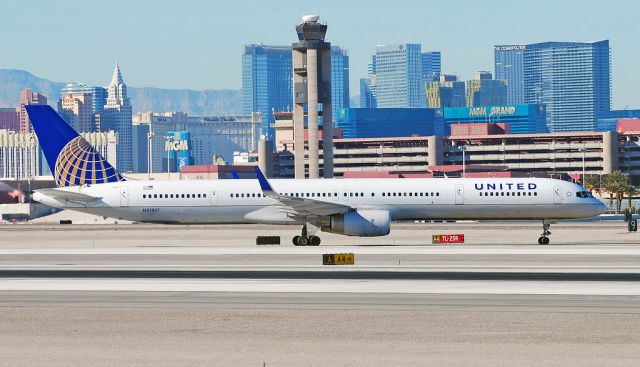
[1,0,638,109]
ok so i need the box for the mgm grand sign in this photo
[468,106,517,117]
[165,139,189,152]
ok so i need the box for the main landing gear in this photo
[293,223,321,246]
[538,219,552,245]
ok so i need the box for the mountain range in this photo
[0,69,242,115]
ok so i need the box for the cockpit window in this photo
[576,191,593,198]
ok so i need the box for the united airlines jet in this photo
[27,105,605,245]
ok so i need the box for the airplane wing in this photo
[255,167,350,218]
[34,188,103,202]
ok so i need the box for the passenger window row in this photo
[143,193,207,199]
[230,193,266,198]
[480,191,537,197]
[382,192,439,197]
[227,191,440,199]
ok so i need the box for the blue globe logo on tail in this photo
[25,105,125,187]
[54,135,124,186]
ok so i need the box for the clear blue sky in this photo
[3,0,638,108]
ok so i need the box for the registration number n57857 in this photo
[142,208,160,213]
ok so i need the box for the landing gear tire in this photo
[537,220,552,245]
[293,236,301,246]
[309,235,321,246]
[295,235,310,246]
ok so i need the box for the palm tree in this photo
[603,170,630,213]
[583,175,600,194]
[624,184,639,212]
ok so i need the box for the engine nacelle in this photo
[323,210,391,237]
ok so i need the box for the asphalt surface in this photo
[2,268,640,281]
[1,221,640,366]
[1,292,639,366]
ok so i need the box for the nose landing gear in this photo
[538,219,552,244]
[293,223,321,246]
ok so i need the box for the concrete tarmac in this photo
[1,221,640,366]
[1,221,638,247]
[1,292,639,366]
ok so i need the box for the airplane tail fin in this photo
[25,105,125,187]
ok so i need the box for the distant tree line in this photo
[584,171,639,213]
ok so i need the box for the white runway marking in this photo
[2,278,640,296]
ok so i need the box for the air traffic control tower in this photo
[292,15,333,178]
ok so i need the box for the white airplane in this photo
[28,105,606,245]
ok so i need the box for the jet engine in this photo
[323,210,391,237]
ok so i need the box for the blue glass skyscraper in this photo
[375,44,426,108]
[242,44,350,140]
[523,40,611,132]
[421,51,442,82]
[242,44,292,140]
[330,47,350,123]
[494,45,526,104]
[360,55,377,108]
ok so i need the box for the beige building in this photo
[274,128,640,180]
[447,131,619,177]
[19,88,47,133]
[58,92,95,132]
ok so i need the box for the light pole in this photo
[164,136,174,179]
[27,175,32,204]
[459,145,467,178]
[147,131,154,180]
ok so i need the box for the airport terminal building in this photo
[273,120,640,180]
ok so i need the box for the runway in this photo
[1,291,639,366]
[1,221,639,366]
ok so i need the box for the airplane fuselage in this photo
[34,177,605,225]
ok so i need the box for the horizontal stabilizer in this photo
[34,188,102,202]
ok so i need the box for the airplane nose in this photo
[595,200,607,215]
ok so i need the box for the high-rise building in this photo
[331,47,350,123]
[421,51,442,81]
[61,82,107,115]
[524,40,611,132]
[360,55,378,108]
[426,74,466,108]
[466,71,507,107]
[359,78,375,108]
[0,108,19,131]
[18,88,47,133]
[101,63,133,171]
[375,44,426,108]
[242,43,350,141]
[292,15,333,179]
[242,44,292,140]
[58,92,95,132]
[132,112,260,173]
[494,45,526,104]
